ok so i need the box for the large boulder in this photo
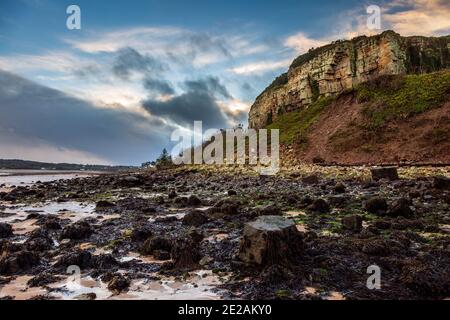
[365,197,388,215]
[238,216,304,267]
[0,223,13,238]
[370,167,399,181]
[182,210,209,226]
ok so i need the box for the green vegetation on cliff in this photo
[266,96,333,145]
[357,70,450,129]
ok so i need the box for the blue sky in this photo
[0,0,449,165]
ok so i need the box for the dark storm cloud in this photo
[112,47,166,80]
[143,77,175,95]
[143,91,228,129]
[183,76,231,99]
[142,76,233,129]
[0,69,174,165]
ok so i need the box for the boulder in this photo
[365,197,388,215]
[140,236,172,256]
[0,223,13,238]
[187,195,202,206]
[370,167,399,181]
[238,216,304,267]
[107,274,130,293]
[301,175,320,185]
[182,210,209,227]
[171,230,203,270]
[341,215,363,231]
[432,176,450,190]
[388,198,413,217]
[60,221,93,240]
[308,198,330,213]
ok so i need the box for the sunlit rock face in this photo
[249,30,450,129]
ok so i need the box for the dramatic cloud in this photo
[0,69,174,165]
[143,76,234,129]
[112,47,166,80]
[183,76,231,99]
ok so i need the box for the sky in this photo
[0,0,449,165]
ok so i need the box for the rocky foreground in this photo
[0,165,449,300]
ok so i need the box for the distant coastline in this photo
[0,159,135,172]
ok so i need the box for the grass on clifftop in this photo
[357,70,450,129]
[266,97,333,145]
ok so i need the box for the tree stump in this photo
[371,167,399,181]
[238,216,304,267]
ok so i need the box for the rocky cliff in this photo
[249,31,450,129]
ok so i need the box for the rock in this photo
[301,175,320,185]
[130,226,152,241]
[370,167,399,181]
[182,210,209,227]
[187,195,202,206]
[107,274,130,293]
[27,273,62,287]
[168,190,177,199]
[308,199,330,213]
[400,260,450,298]
[334,183,346,194]
[25,229,53,251]
[341,215,363,231]
[432,176,450,190]
[255,204,282,216]
[153,250,170,260]
[0,250,40,275]
[238,215,304,267]
[73,293,97,300]
[171,230,203,270]
[60,221,93,240]
[312,156,325,164]
[95,200,115,210]
[0,223,13,238]
[42,216,61,230]
[361,240,390,256]
[199,256,213,266]
[388,198,413,217]
[93,254,118,270]
[140,236,172,256]
[365,197,388,215]
[54,250,92,269]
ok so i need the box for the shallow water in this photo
[0,169,99,187]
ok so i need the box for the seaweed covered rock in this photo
[238,216,304,267]
[182,210,209,227]
[171,229,203,270]
[140,236,172,256]
[0,250,40,275]
[60,221,93,240]
[0,223,13,238]
[365,197,388,215]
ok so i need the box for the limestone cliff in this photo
[249,31,450,129]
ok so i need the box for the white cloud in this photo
[284,32,328,54]
[228,59,291,75]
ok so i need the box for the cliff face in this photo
[249,31,450,129]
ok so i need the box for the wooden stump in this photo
[238,216,304,267]
[371,167,399,181]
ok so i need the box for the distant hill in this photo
[0,159,136,171]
